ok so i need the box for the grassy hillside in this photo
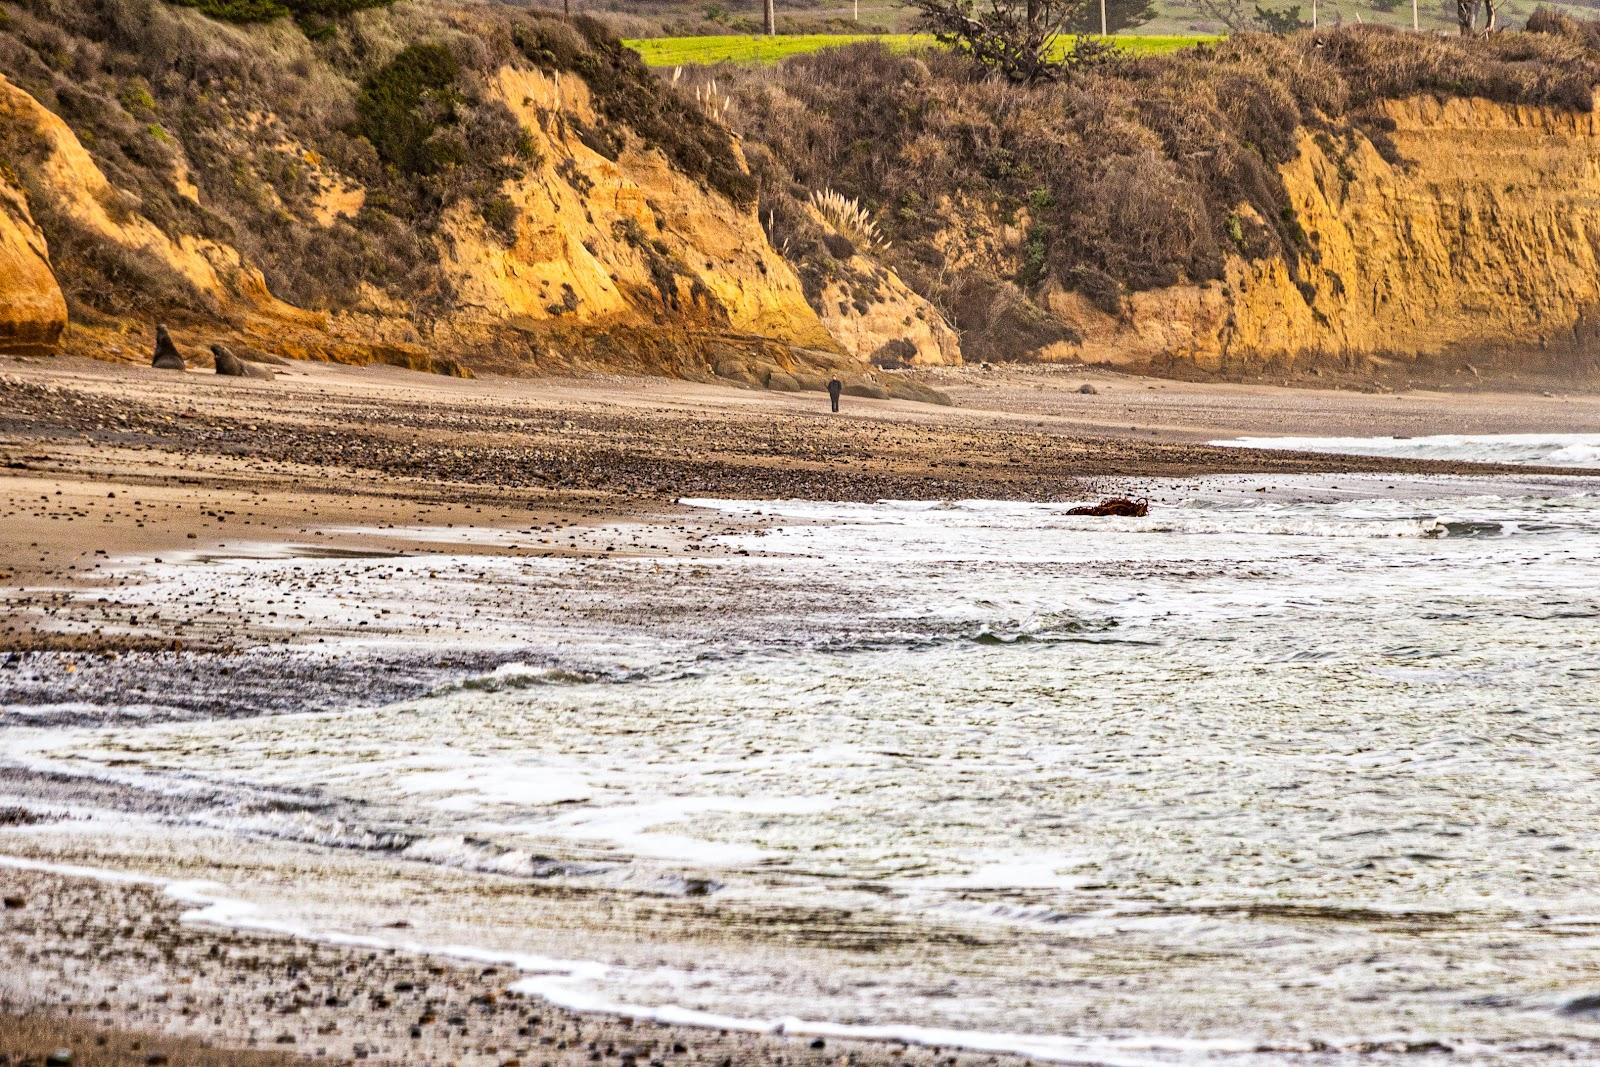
[624,31,1217,66]
[574,0,1600,38]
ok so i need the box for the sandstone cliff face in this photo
[0,59,871,380]
[812,251,961,368]
[0,170,65,353]
[0,75,263,313]
[442,66,833,350]
[1060,93,1600,370]
[784,197,962,367]
[13,11,1600,386]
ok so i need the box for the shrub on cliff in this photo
[357,43,463,175]
[169,0,395,24]
[501,13,755,205]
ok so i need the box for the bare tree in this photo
[1455,0,1499,33]
[1186,0,1255,30]
[909,0,1112,83]
[764,0,776,34]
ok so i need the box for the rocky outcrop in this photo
[0,0,912,384]
[0,170,65,353]
[20,4,1600,388]
[0,60,879,384]
[813,254,960,368]
[1058,93,1600,371]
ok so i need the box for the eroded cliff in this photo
[0,166,64,353]
[1056,93,1600,372]
[441,65,830,348]
[0,1,940,397]
[715,28,1600,379]
[9,6,1600,387]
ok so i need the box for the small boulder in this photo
[3,895,24,909]
[46,1049,74,1067]
[1078,383,1098,395]
[711,357,756,385]
[151,325,185,370]
[211,344,273,380]
[1068,497,1149,518]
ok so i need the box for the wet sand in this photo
[6,354,1600,1064]
[1,865,1033,1067]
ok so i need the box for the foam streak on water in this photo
[6,473,1600,1064]
[1211,432,1600,468]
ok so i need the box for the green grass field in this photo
[624,32,1219,67]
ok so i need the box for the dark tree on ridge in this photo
[1064,0,1156,34]
[909,0,1114,82]
[1184,0,1255,30]
[1456,0,1500,33]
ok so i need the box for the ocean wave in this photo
[397,833,594,879]
[1438,519,1508,538]
[438,661,651,694]
[967,616,1123,644]
[198,811,424,856]
[0,856,1267,1066]
[1140,515,1446,539]
[816,616,1123,652]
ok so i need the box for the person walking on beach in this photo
[827,377,843,413]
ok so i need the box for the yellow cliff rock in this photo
[815,262,961,367]
[0,171,66,352]
[1063,93,1600,370]
[442,67,835,350]
[0,73,312,329]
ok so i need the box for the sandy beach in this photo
[7,355,1600,1066]
[7,354,1600,627]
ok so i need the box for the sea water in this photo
[6,473,1600,1064]
[1212,432,1600,468]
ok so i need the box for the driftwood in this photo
[1067,497,1149,517]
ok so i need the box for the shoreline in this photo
[0,861,1041,1067]
[3,854,1262,1067]
[11,351,1593,658]
[8,355,1600,1065]
[7,356,1600,606]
